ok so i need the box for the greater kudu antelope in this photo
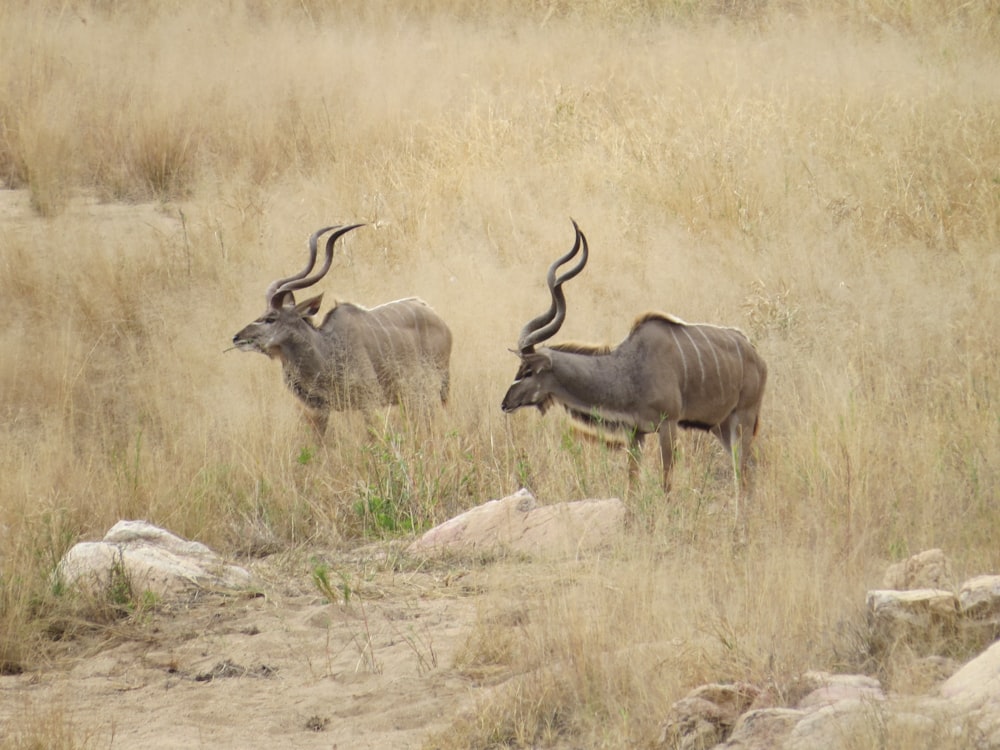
[501,221,767,497]
[233,224,452,435]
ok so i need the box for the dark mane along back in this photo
[546,314,700,355]
[630,311,688,333]
[549,341,613,355]
[631,311,751,341]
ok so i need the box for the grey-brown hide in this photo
[501,221,767,493]
[233,224,452,435]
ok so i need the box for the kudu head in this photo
[500,220,589,414]
[232,224,364,358]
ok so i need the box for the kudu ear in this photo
[294,294,324,318]
[270,290,297,310]
[523,350,553,373]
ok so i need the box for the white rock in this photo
[407,489,625,559]
[939,639,1000,743]
[658,683,759,750]
[795,672,885,710]
[783,698,886,750]
[867,588,958,619]
[866,588,958,650]
[882,548,953,590]
[959,575,1000,619]
[57,520,253,597]
[718,707,804,749]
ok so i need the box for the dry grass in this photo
[2,0,999,746]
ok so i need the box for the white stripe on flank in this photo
[669,326,688,388]
[695,326,723,389]
[368,308,391,363]
[733,334,745,391]
[679,326,705,385]
[409,304,423,341]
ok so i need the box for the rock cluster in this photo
[659,548,1000,749]
[869,548,1000,659]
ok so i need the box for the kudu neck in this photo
[542,345,635,408]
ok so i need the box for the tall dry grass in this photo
[1,0,999,746]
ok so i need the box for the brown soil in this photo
[0,546,486,749]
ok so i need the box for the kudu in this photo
[501,221,767,498]
[233,224,453,435]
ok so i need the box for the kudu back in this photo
[501,221,767,497]
[233,224,452,435]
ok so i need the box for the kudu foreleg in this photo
[656,420,679,493]
[625,431,644,490]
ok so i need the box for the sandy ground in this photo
[0,546,486,749]
[0,189,494,748]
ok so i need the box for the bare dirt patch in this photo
[0,545,486,749]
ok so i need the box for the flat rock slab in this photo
[57,520,254,597]
[408,489,626,559]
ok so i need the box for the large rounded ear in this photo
[294,294,323,318]
[270,289,298,309]
[523,350,553,374]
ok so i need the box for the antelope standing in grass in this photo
[233,224,452,435]
[501,221,767,501]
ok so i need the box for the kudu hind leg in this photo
[439,370,451,406]
[736,408,761,494]
[713,412,756,491]
[716,409,759,538]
